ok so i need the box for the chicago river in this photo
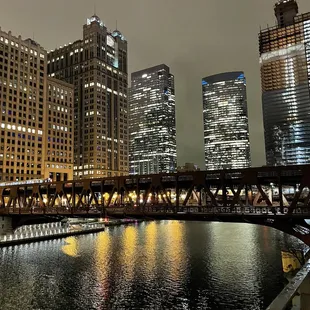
[0,221,303,309]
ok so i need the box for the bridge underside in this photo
[114,210,310,246]
[1,165,310,244]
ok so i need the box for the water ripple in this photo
[0,221,303,309]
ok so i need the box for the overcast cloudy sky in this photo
[1,0,310,169]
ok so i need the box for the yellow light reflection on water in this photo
[164,221,186,282]
[61,236,79,257]
[144,221,158,274]
[95,232,111,272]
[121,226,138,282]
[94,231,112,298]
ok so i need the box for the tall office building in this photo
[48,15,128,178]
[45,78,74,181]
[0,30,46,182]
[0,28,74,182]
[202,72,251,170]
[129,64,176,175]
[259,0,310,165]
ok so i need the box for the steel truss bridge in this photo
[1,165,310,244]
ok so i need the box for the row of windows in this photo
[48,97,72,106]
[47,157,71,163]
[1,169,41,175]
[48,130,72,138]
[0,50,44,66]
[48,118,71,126]
[0,59,44,75]
[0,175,41,181]
[0,155,41,161]
[260,24,304,38]
[1,118,43,128]
[0,92,44,103]
[0,161,41,168]
[47,143,71,151]
[0,136,42,145]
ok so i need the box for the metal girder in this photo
[1,164,310,215]
[1,165,310,245]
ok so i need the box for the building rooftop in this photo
[202,71,245,84]
[0,27,45,50]
[87,15,105,27]
[131,64,170,77]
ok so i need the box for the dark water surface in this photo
[0,221,303,310]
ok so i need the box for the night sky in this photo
[1,0,310,169]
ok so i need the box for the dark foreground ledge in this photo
[266,259,310,310]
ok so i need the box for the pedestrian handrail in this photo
[266,259,310,310]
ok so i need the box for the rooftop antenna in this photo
[32,32,35,41]
[94,2,96,15]
[116,20,118,30]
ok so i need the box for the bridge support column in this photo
[0,216,13,235]
[300,273,310,310]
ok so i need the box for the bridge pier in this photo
[0,216,13,235]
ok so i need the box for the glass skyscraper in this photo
[202,72,251,170]
[260,0,310,166]
[129,64,176,175]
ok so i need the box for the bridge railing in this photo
[2,205,310,216]
[266,259,310,310]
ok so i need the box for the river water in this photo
[0,221,304,310]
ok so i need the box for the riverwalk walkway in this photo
[0,218,142,247]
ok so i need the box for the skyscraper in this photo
[0,30,46,182]
[129,64,176,175]
[259,0,310,165]
[0,28,74,182]
[45,78,74,181]
[202,72,251,170]
[48,15,128,178]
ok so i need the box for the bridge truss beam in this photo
[1,165,310,243]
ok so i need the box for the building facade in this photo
[129,64,176,175]
[48,15,129,178]
[202,72,251,170]
[0,29,47,182]
[259,0,310,165]
[45,78,74,181]
[0,28,74,183]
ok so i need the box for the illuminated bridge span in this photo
[1,164,310,244]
